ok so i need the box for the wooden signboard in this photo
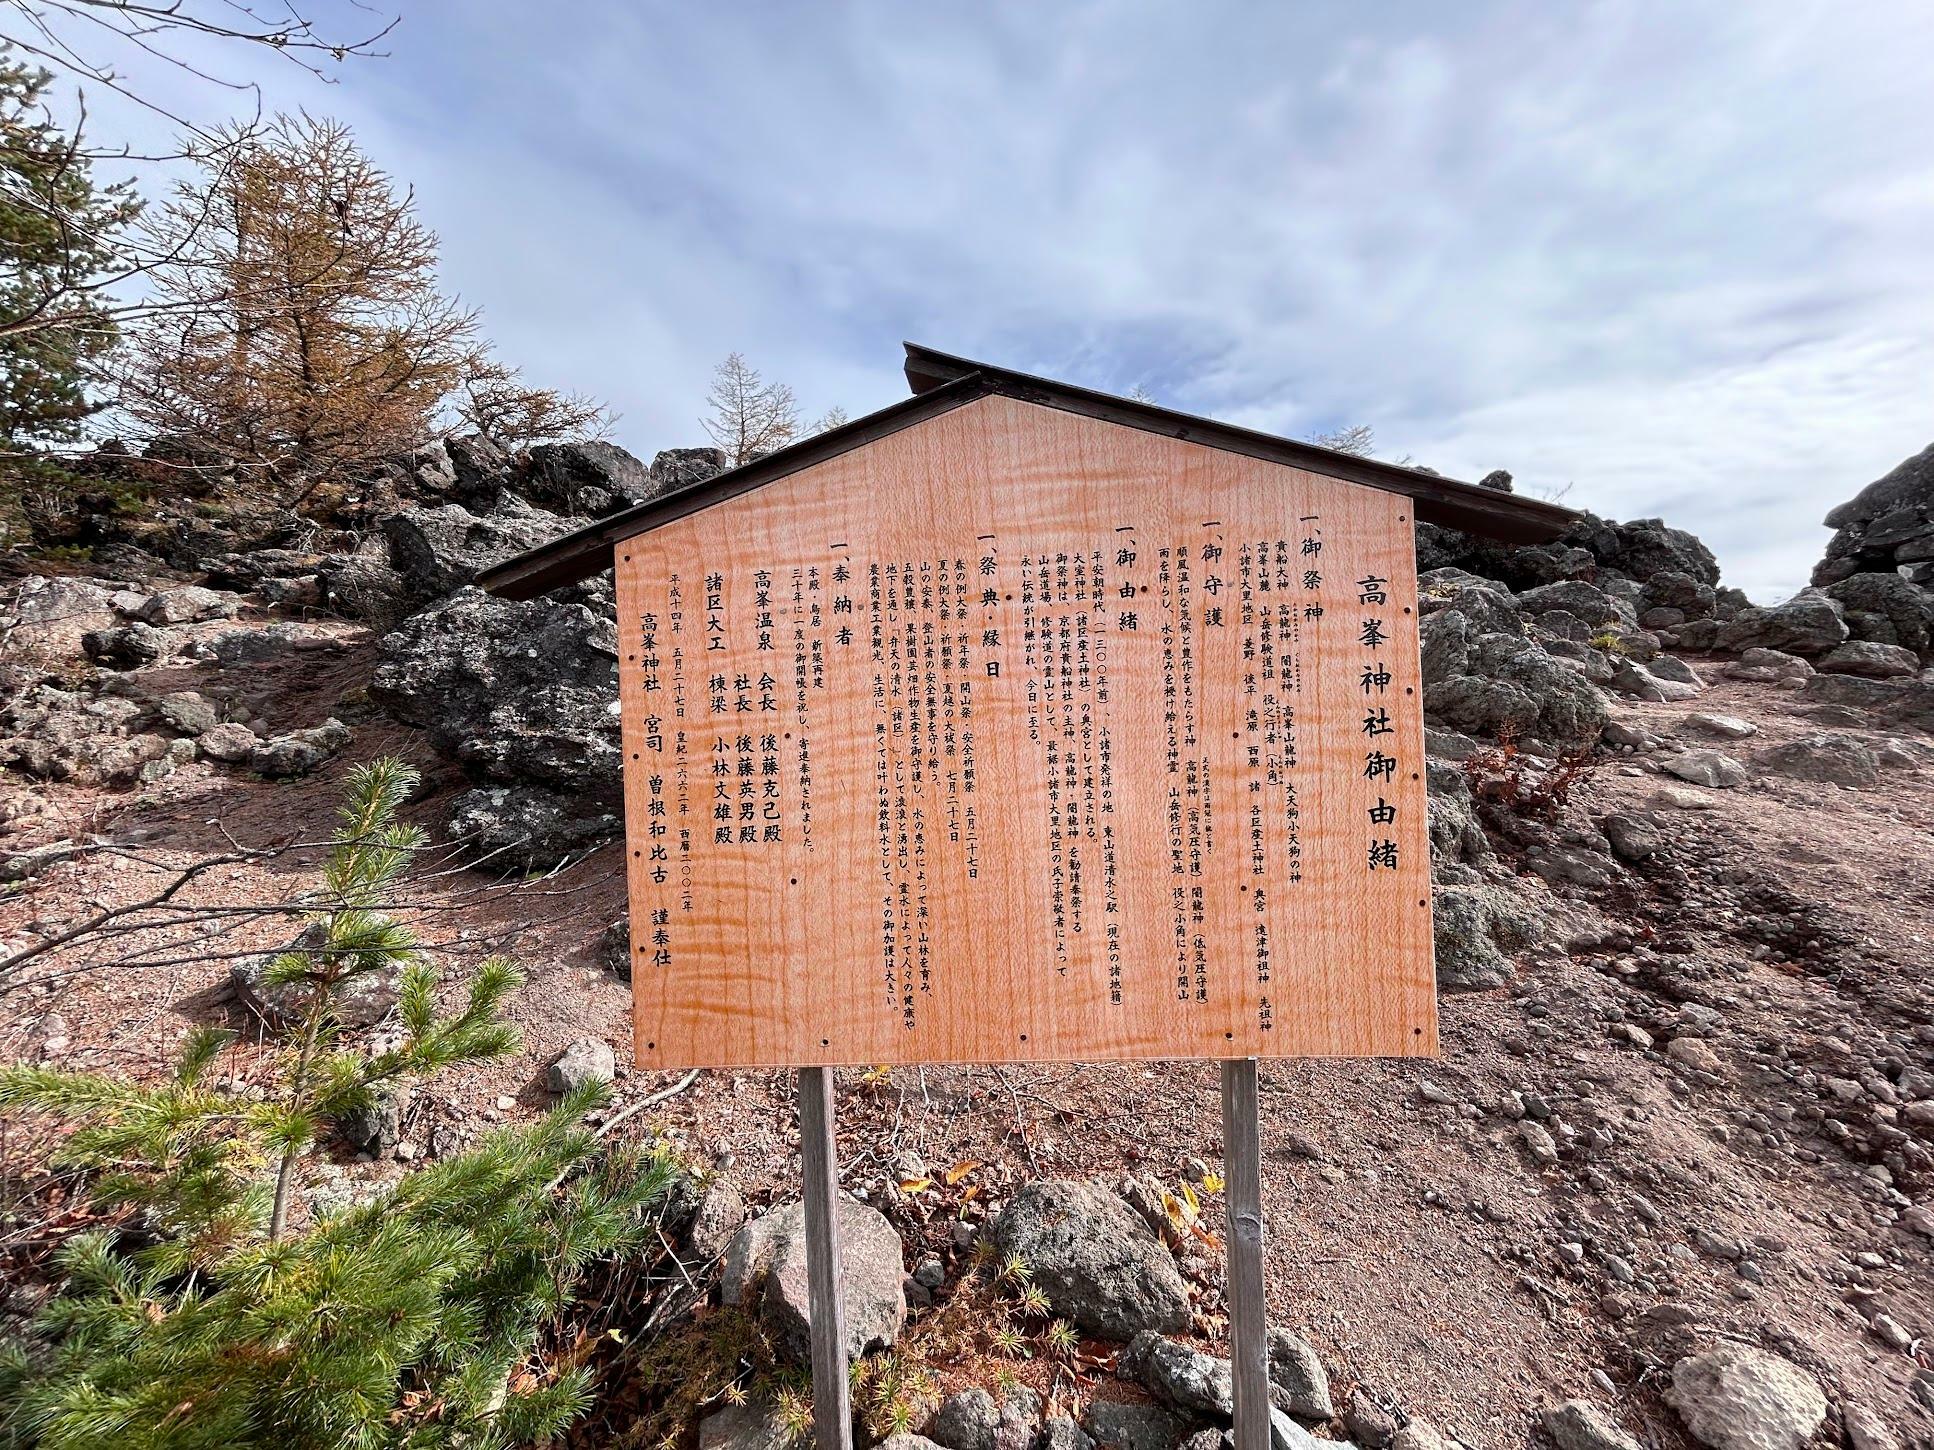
[615,393,1433,1070]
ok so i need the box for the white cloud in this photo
[41,0,1934,599]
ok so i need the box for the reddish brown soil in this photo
[3,630,1931,1448]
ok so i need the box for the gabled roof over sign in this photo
[476,342,1579,601]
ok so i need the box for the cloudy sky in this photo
[65,1,1934,600]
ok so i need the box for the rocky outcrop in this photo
[1424,632,1609,752]
[1418,505,1719,597]
[523,440,658,517]
[1821,571,1934,655]
[651,446,729,490]
[381,496,576,605]
[371,588,621,856]
[1814,441,1934,586]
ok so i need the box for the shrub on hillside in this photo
[0,760,675,1449]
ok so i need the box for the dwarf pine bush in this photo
[0,759,677,1449]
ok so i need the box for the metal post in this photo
[1221,1058,1269,1450]
[798,1066,852,1450]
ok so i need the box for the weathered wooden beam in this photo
[798,1066,853,1450]
[1221,1058,1269,1450]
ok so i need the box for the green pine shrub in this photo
[0,759,678,1449]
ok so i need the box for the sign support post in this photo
[798,1065,853,1450]
[1221,1058,1269,1450]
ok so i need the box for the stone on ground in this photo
[1756,734,1881,788]
[698,1399,795,1450]
[1267,1325,1335,1420]
[720,1196,906,1362]
[1665,1345,1826,1450]
[1543,1399,1642,1450]
[250,719,350,778]
[230,925,402,1030]
[1684,713,1756,740]
[1660,750,1747,789]
[1714,595,1848,657]
[198,721,258,763]
[1080,1401,1193,1450]
[1817,639,1919,678]
[547,1037,616,1091]
[1121,1330,1233,1416]
[139,585,239,624]
[993,1179,1191,1340]
[156,691,218,736]
[931,1389,1002,1450]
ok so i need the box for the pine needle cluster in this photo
[0,759,677,1449]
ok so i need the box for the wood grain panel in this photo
[615,393,1434,1068]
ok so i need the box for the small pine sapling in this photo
[0,759,679,1449]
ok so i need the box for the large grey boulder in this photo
[1665,1345,1826,1450]
[442,432,513,506]
[994,1179,1191,1340]
[1433,883,1542,991]
[1817,639,1919,678]
[524,440,659,517]
[1516,580,1619,626]
[1757,735,1881,788]
[1418,609,1473,685]
[1714,594,1848,658]
[1643,570,1718,618]
[1426,760,1489,867]
[1589,516,1721,587]
[380,496,575,603]
[1416,572,1522,637]
[1267,1327,1334,1421]
[372,588,621,804]
[721,1197,906,1363]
